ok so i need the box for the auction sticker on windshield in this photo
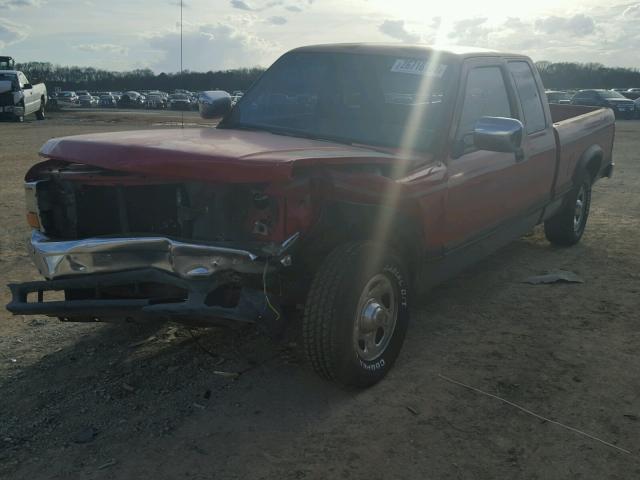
[391,59,447,78]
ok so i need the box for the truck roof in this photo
[290,43,528,61]
[0,70,19,75]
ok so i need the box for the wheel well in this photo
[301,201,424,279]
[585,154,602,182]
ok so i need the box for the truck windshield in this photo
[222,51,454,152]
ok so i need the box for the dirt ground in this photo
[0,111,638,480]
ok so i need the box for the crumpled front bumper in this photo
[6,231,298,327]
[26,230,284,280]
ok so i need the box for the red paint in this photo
[38,128,399,184]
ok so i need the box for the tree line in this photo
[14,60,640,93]
[15,61,266,92]
[535,61,640,90]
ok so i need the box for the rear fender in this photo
[574,144,604,184]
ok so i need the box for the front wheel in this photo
[544,174,592,246]
[302,242,410,387]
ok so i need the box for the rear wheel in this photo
[36,100,45,120]
[302,242,410,387]
[544,173,592,246]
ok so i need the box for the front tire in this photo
[544,173,592,246]
[302,242,410,387]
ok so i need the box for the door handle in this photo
[515,148,525,163]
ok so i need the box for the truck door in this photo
[18,72,35,114]
[443,59,523,249]
[505,60,556,210]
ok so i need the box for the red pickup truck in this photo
[7,44,615,387]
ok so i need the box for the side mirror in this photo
[23,83,33,90]
[199,91,232,119]
[473,116,524,153]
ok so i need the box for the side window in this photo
[458,66,512,141]
[18,72,28,87]
[508,61,546,133]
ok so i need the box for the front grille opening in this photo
[0,92,14,107]
[74,184,180,238]
[204,285,241,308]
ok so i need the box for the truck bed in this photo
[550,104,615,197]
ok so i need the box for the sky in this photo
[1,0,639,72]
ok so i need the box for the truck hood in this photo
[39,128,399,183]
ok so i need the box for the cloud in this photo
[378,20,420,43]
[146,23,276,72]
[0,0,44,8]
[285,5,302,12]
[622,3,640,18]
[0,19,27,48]
[447,17,490,45]
[230,0,252,10]
[267,16,287,25]
[75,43,129,55]
[534,14,595,37]
[230,0,292,12]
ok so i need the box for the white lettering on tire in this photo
[360,358,386,371]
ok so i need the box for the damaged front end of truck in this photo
[4,120,420,336]
[7,159,316,332]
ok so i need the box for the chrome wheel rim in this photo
[574,186,586,233]
[353,273,398,361]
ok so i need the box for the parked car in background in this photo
[0,70,47,121]
[168,93,191,110]
[118,91,144,108]
[78,94,97,107]
[98,94,117,108]
[545,90,572,104]
[623,88,640,100]
[145,93,167,109]
[634,97,640,119]
[47,95,60,111]
[570,89,635,119]
[7,45,616,387]
[56,91,79,107]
